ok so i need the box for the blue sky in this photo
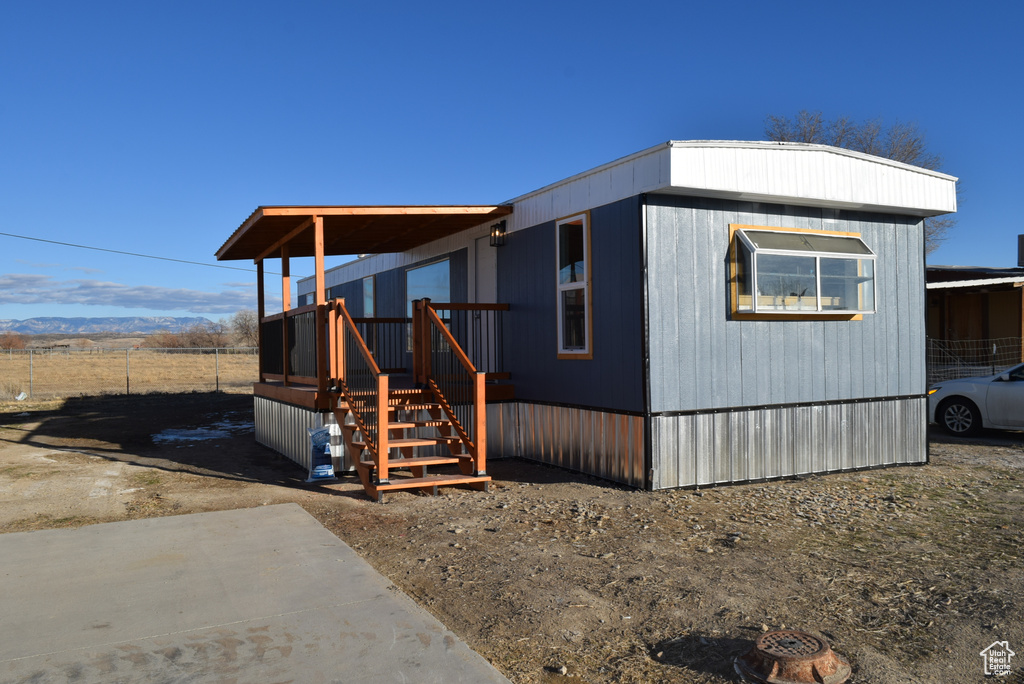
[0,1,1020,322]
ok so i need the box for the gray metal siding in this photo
[498,197,645,413]
[331,281,363,315]
[254,396,336,471]
[646,195,927,413]
[651,397,927,489]
[504,402,645,488]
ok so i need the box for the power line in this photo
[0,230,265,274]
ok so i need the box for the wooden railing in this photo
[332,299,392,482]
[426,303,509,378]
[351,317,409,373]
[415,301,487,475]
[259,303,320,385]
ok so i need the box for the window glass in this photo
[733,227,875,315]
[820,258,874,311]
[735,240,754,311]
[561,289,587,349]
[746,230,872,255]
[756,254,817,311]
[362,276,375,317]
[556,214,591,356]
[558,221,585,284]
[406,260,450,316]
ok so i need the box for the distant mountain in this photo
[0,317,213,335]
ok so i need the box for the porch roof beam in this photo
[216,205,513,261]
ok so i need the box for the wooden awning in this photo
[216,205,513,262]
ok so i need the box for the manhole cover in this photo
[734,630,851,684]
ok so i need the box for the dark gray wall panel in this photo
[376,269,405,318]
[332,281,363,316]
[498,197,645,413]
[645,195,927,413]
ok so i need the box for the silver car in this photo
[929,363,1024,436]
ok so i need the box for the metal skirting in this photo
[254,396,343,472]
[502,403,645,488]
[650,396,927,490]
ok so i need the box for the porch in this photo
[216,205,514,501]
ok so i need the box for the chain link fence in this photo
[927,337,1023,386]
[0,347,258,401]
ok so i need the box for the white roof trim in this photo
[927,276,1024,289]
[505,141,958,231]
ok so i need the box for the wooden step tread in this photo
[373,473,492,492]
[351,437,460,449]
[386,420,452,429]
[388,403,441,412]
[359,455,464,468]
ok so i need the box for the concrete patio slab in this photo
[0,503,509,683]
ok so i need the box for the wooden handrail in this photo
[425,305,477,374]
[260,302,318,323]
[427,303,510,311]
[350,317,410,324]
[335,300,382,376]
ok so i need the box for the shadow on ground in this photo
[0,392,306,488]
[650,634,752,679]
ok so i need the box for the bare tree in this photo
[142,330,184,348]
[765,110,955,254]
[0,332,26,350]
[230,309,259,348]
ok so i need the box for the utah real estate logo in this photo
[980,641,1015,677]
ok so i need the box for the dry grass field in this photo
[0,349,257,400]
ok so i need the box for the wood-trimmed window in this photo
[556,213,592,358]
[730,224,875,320]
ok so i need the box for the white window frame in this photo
[555,212,592,358]
[732,225,876,316]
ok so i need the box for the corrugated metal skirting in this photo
[503,403,645,488]
[651,396,927,490]
[254,397,341,471]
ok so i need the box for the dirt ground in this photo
[1,392,1022,683]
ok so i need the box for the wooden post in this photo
[412,299,423,384]
[377,373,390,483]
[420,298,432,383]
[473,370,486,476]
[281,245,291,386]
[256,259,266,382]
[336,299,346,385]
[314,217,328,398]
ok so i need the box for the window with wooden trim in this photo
[556,213,592,357]
[732,226,875,316]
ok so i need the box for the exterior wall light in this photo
[490,220,507,247]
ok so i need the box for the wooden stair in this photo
[335,388,490,502]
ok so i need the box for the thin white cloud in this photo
[0,273,268,314]
[14,260,103,274]
[16,260,64,269]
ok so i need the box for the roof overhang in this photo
[926,276,1024,290]
[216,205,513,262]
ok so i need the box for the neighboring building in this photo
[219,140,957,496]
[926,246,1024,384]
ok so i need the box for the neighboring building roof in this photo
[926,265,1024,289]
[926,276,1024,290]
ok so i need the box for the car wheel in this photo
[939,397,982,436]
